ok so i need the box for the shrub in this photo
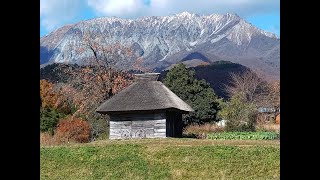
[218,94,257,132]
[55,117,91,143]
[207,131,279,140]
[183,123,224,139]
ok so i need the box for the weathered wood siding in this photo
[109,112,166,139]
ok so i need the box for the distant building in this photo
[96,73,194,139]
[257,106,280,123]
[216,119,226,127]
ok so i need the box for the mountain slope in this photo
[40,12,280,80]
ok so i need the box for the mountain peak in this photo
[176,11,196,17]
[225,12,240,17]
[40,12,280,80]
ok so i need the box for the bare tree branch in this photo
[75,30,134,99]
[223,70,280,119]
[224,70,264,103]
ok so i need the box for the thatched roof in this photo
[96,73,194,114]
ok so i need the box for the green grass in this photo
[207,131,279,140]
[41,138,280,180]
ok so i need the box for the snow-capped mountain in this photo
[40,12,280,80]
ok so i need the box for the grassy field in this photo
[40,138,280,180]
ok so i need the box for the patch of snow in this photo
[189,41,197,46]
[261,30,277,38]
[210,34,225,43]
[159,53,168,61]
[186,47,192,51]
[200,29,205,37]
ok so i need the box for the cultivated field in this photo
[40,138,280,180]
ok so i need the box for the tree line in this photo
[40,30,279,142]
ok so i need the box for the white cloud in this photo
[40,0,86,32]
[87,0,147,18]
[87,0,279,18]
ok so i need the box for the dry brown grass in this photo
[183,123,224,139]
[40,132,60,146]
[40,132,81,146]
[256,123,280,133]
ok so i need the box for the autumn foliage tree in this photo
[41,64,134,140]
[55,117,91,143]
[40,28,145,140]
[40,79,75,134]
[64,29,139,139]
[76,30,135,100]
[52,65,134,118]
[40,79,59,109]
[40,79,73,114]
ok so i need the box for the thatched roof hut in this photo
[96,73,193,139]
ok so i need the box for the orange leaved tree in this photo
[55,117,91,143]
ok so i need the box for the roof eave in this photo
[96,107,193,115]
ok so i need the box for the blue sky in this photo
[40,0,280,38]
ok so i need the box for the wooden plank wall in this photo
[109,112,166,139]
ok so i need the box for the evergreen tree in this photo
[40,107,66,135]
[163,64,222,125]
